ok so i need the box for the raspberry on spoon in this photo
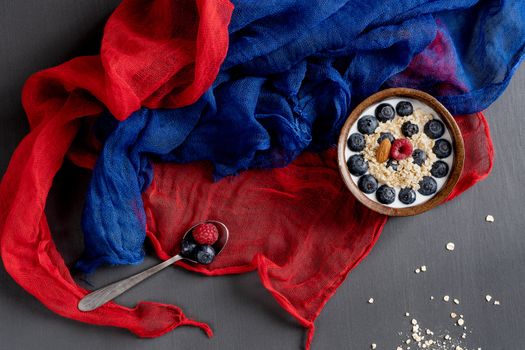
[193,223,219,245]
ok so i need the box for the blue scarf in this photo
[77,0,525,272]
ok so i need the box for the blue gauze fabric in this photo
[77,0,525,271]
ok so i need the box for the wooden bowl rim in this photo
[337,88,465,217]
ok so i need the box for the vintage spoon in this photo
[78,220,229,312]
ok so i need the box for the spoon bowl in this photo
[78,220,229,312]
[182,220,229,263]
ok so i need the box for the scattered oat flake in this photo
[446,242,455,251]
[457,318,465,326]
[462,333,467,339]
[485,295,492,302]
[397,347,403,350]
[494,300,500,305]
[405,312,410,317]
[415,268,421,274]
[485,215,494,222]
[430,296,434,300]
[411,319,418,325]
[443,295,450,302]
[368,298,374,304]
[451,312,457,318]
[371,343,377,349]
[421,265,427,272]
[454,298,460,305]
[456,346,464,350]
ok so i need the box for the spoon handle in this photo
[78,254,183,312]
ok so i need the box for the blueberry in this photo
[424,119,445,139]
[401,121,419,137]
[376,185,396,204]
[433,139,452,158]
[430,160,449,178]
[386,159,398,171]
[181,239,197,258]
[347,154,368,176]
[396,101,413,116]
[375,103,395,122]
[418,176,437,196]
[347,133,366,152]
[357,115,379,134]
[398,188,416,204]
[412,149,427,166]
[196,245,216,264]
[377,132,395,144]
[358,174,378,194]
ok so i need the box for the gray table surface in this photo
[1,1,524,349]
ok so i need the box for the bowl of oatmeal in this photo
[337,88,464,216]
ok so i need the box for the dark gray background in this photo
[1,1,524,349]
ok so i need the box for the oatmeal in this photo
[345,97,454,208]
[362,109,437,190]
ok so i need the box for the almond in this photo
[376,139,391,163]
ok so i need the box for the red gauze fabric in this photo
[0,0,233,339]
[141,113,493,347]
[0,0,494,348]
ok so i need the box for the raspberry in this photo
[192,223,219,245]
[390,139,413,161]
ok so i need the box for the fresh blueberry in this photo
[396,101,413,116]
[347,133,366,152]
[430,160,449,178]
[424,119,445,139]
[377,132,395,144]
[347,154,368,176]
[412,149,427,166]
[433,139,452,158]
[358,174,378,194]
[376,185,396,204]
[357,115,379,134]
[398,187,416,204]
[418,176,437,196]
[196,245,216,264]
[401,121,419,137]
[386,159,398,171]
[375,103,395,122]
[181,239,197,258]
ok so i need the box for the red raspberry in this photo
[390,139,413,161]
[192,223,219,245]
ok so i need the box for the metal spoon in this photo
[78,220,229,312]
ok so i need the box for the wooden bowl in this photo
[337,88,464,216]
